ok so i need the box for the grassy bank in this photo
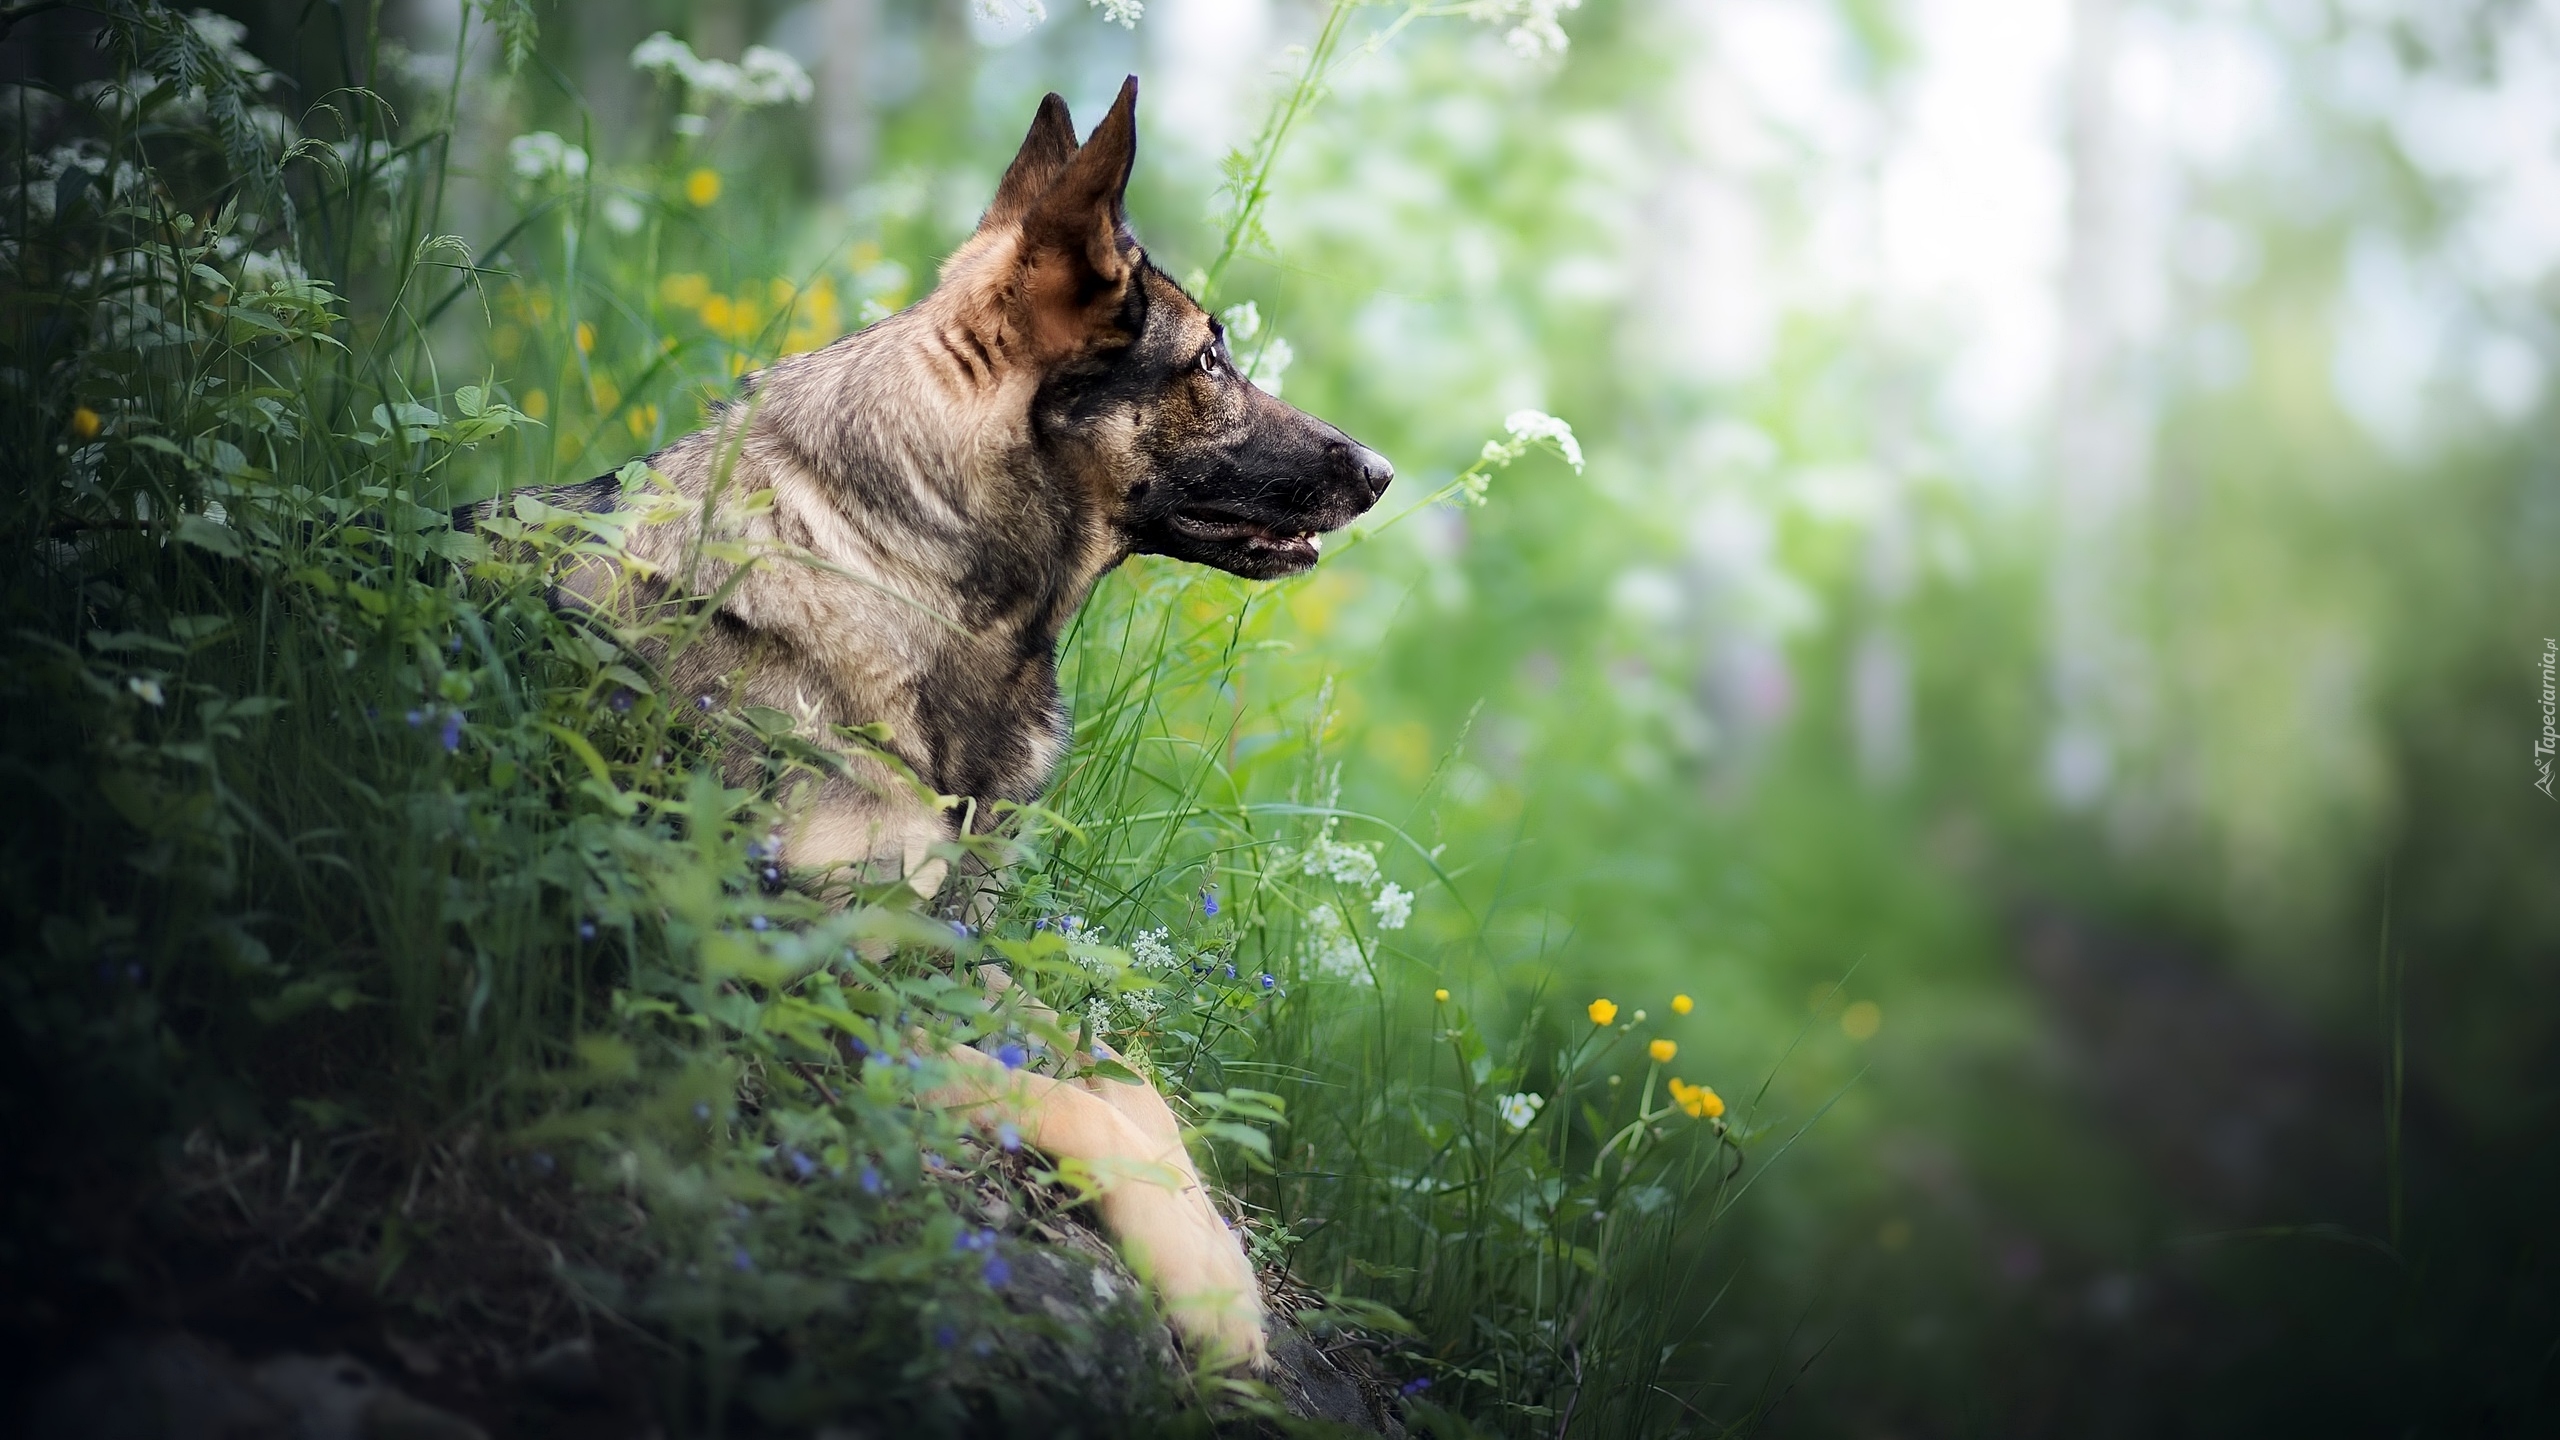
[1,5,1752,1433]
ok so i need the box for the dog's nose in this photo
[1343,443,1394,501]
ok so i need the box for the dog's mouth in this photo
[1166,508,1325,568]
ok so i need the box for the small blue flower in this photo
[439,711,463,751]
[696,695,714,711]
[693,1101,712,1122]
[1224,963,1237,980]
[748,914,768,932]
[859,1163,882,1194]
[906,1053,926,1072]
[789,1149,815,1178]
[1202,890,1219,917]
[995,1042,1026,1070]
[1090,1044,1109,1060]
[1259,972,1276,991]
[1399,1377,1432,1397]
[948,920,973,941]
[578,919,598,941]
[761,865,781,884]
[982,1255,1011,1288]
[996,1122,1020,1153]
[447,634,464,654]
[608,687,634,712]
[934,1324,957,1349]
[847,1036,870,1058]
[404,709,425,727]
[732,1246,754,1272]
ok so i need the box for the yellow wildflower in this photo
[685,168,722,207]
[1587,998,1617,1026]
[520,389,548,421]
[1842,1000,1883,1041]
[574,320,595,354]
[699,293,734,333]
[626,402,660,439]
[69,406,100,439]
[1671,993,1693,1015]
[589,376,620,413]
[1648,1039,1677,1064]
[1433,988,1450,1003]
[660,272,711,309]
[1666,1078,1724,1120]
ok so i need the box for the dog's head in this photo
[961,80,1392,580]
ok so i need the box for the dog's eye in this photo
[1198,350,1220,377]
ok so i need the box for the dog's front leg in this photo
[926,1044,1270,1372]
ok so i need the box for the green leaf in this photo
[426,529,489,562]
[176,514,244,557]
[1086,1057,1147,1086]
[1186,1120,1273,1161]
[576,1034,639,1079]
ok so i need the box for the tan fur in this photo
[507,80,1383,1371]
[924,968,1267,1369]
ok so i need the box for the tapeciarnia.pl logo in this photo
[2539,638,2557,800]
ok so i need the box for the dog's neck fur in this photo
[619,225,1135,826]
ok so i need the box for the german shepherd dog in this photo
[520,79,1389,1370]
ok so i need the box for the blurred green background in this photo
[79,0,2560,1430]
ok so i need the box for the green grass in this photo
[0,6,1755,1433]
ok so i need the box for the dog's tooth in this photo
[1306,534,1321,553]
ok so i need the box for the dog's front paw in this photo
[1104,1182,1270,1372]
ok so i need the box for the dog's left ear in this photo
[1018,76,1139,356]
[981,92,1079,234]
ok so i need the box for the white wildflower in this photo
[1371,882,1413,932]
[507,131,587,183]
[187,11,280,91]
[974,0,1049,26]
[1128,927,1178,973]
[1294,821,1382,890]
[1217,302,1292,394]
[629,31,695,77]
[1503,409,1584,471]
[601,193,646,235]
[127,676,165,707]
[1303,904,1368,983]
[1243,335,1293,395]
[736,46,815,106]
[1457,0,1581,61]
[631,33,811,108]
[1090,0,1144,27]
[1498,1092,1545,1131]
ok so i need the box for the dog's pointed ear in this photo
[1018,76,1139,354]
[980,92,1079,234]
